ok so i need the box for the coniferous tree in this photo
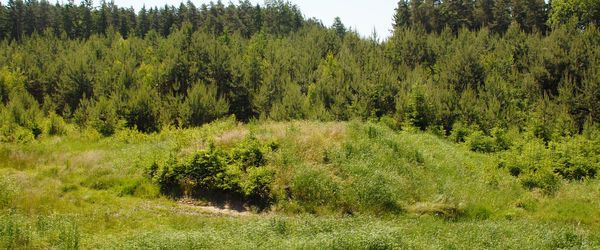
[186,0,199,31]
[79,0,94,38]
[97,0,108,34]
[23,0,38,36]
[8,0,25,41]
[393,0,411,29]
[441,0,475,32]
[137,6,150,37]
[491,0,511,33]
[332,17,346,39]
[474,0,495,28]
[0,2,7,40]
[37,0,51,33]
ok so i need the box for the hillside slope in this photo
[1,119,599,248]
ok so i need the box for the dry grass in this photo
[215,129,250,148]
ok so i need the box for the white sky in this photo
[1,0,397,39]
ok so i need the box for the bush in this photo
[501,133,599,188]
[0,91,43,142]
[44,112,67,136]
[519,166,561,193]
[464,127,512,153]
[150,136,275,206]
[0,124,35,143]
[449,122,474,143]
[551,136,599,180]
[467,131,496,153]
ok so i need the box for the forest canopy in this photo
[0,0,598,144]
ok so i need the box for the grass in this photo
[1,117,599,248]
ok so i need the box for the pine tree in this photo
[8,0,25,41]
[474,0,495,28]
[79,0,93,38]
[393,0,411,29]
[137,5,150,37]
[332,17,346,39]
[491,0,511,33]
[0,2,7,40]
[97,0,108,34]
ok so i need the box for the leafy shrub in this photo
[467,131,496,153]
[550,136,599,180]
[0,91,43,142]
[0,124,35,143]
[76,97,123,136]
[519,168,561,192]
[378,115,400,131]
[501,133,599,189]
[43,112,67,136]
[449,122,473,143]
[150,136,275,206]
[500,139,563,191]
[465,127,512,153]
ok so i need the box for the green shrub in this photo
[44,112,67,136]
[467,131,496,153]
[0,91,43,142]
[150,136,275,205]
[449,122,473,143]
[379,115,400,130]
[501,134,599,187]
[491,128,512,151]
[465,128,512,153]
[0,124,35,143]
[551,136,599,180]
[519,166,561,192]
[89,97,123,136]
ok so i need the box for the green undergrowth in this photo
[1,118,599,248]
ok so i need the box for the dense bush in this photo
[498,133,600,191]
[0,90,43,142]
[149,136,275,206]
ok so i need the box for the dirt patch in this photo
[178,198,252,216]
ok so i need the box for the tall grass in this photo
[0,119,599,248]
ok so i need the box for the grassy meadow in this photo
[1,118,599,249]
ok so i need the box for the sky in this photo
[111,0,397,39]
[1,0,397,39]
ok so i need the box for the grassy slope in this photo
[0,119,599,249]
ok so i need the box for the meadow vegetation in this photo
[1,118,599,248]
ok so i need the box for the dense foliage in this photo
[1,0,599,199]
